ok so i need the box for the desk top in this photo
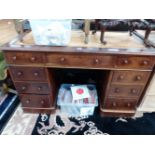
[2,30,155,56]
[17,31,148,48]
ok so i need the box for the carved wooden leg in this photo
[92,19,100,34]
[144,29,151,46]
[129,27,134,36]
[129,23,135,36]
[84,19,90,44]
[100,26,106,44]
[85,34,89,44]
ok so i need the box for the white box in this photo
[57,84,98,117]
[29,19,72,46]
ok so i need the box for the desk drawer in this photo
[9,66,48,81]
[108,85,144,98]
[5,51,45,65]
[111,70,151,84]
[46,53,115,69]
[103,98,137,110]
[116,56,153,70]
[14,82,50,94]
[20,94,54,108]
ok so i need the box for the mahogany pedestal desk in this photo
[1,31,155,117]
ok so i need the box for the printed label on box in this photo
[71,85,90,100]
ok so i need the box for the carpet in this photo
[2,105,155,135]
[31,109,155,135]
[0,91,19,133]
[1,105,39,135]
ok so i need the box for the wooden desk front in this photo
[2,31,155,117]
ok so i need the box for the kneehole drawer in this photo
[46,53,115,69]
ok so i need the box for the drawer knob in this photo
[17,71,22,76]
[119,75,124,80]
[143,60,149,65]
[37,87,42,91]
[127,103,131,107]
[40,100,45,105]
[60,57,65,62]
[30,56,36,61]
[95,59,99,64]
[115,88,120,93]
[112,102,116,107]
[34,72,39,76]
[123,59,129,64]
[136,75,142,81]
[131,89,137,94]
[26,99,30,104]
[21,86,26,90]
[12,56,17,60]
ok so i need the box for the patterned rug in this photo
[31,109,155,135]
[2,104,155,135]
[1,105,38,135]
[0,92,19,133]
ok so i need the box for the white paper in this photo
[71,85,90,100]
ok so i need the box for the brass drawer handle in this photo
[136,75,142,81]
[115,88,120,93]
[131,89,137,94]
[37,87,42,91]
[26,99,30,104]
[40,100,45,105]
[127,103,131,107]
[30,56,36,61]
[34,72,39,76]
[94,58,99,64]
[12,56,17,60]
[123,59,129,64]
[119,75,124,80]
[143,60,149,65]
[21,86,26,90]
[60,57,65,62]
[112,102,116,107]
[17,71,22,76]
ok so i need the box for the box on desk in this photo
[57,84,98,117]
[29,19,72,46]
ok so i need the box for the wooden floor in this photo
[0,19,17,45]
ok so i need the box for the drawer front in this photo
[14,82,50,94]
[111,70,151,84]
[5,51,45,65]
[9,66,48,81]
[20,94,54,108]
[108,85,144,98]
[103,98,137,110]
[116,56,153,70]
[46,53,115,69]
